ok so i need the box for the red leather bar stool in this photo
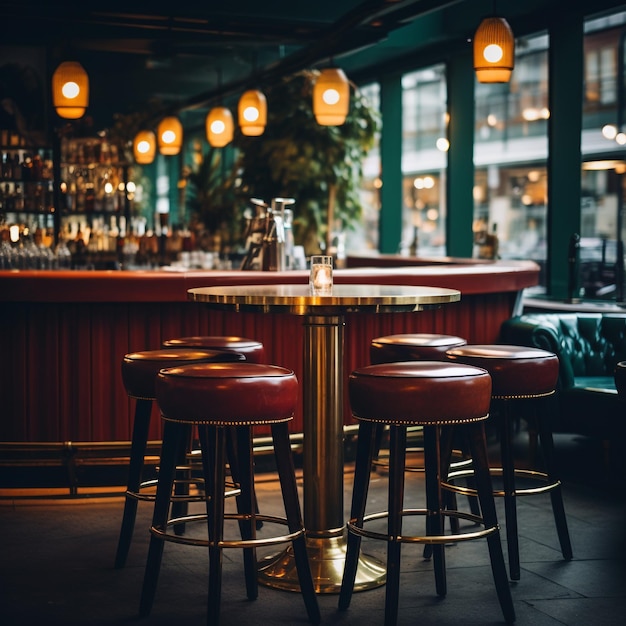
[338,361,515,625]
[369,333,468,469]
[163,335,266,363]
[139,362,320,626]
[369,332,475,549]
[164,336,266,523]
[370,332,467,365]
[115,348,245,569]
[446,344,573,581]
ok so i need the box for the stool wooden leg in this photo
[385,424,408,626]
[115,398,151,569]
[423,425,446,597]
[440,426,461,533]
[339,420,377,611]
[139,419,185,617]
[533,407,573,561]
[234,425,258,601]
[373,422,387,462]
[466,423,516,624]
[200,424,226,626]
[227,428,263,531]
[171,426,194,536]
[272,422,321,624]
[499,400,521,580]
[423,425,457,561]
[457,430,481,517]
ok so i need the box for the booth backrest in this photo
[499,313,626,389]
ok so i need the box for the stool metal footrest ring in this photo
[126,478,241,502]
[445,467,561,497]
[372,447,472,473]
[347,508,500,544]
[151,512,305,548]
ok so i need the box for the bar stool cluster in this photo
[115,331,576,625]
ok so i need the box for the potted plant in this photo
[233,70,379,254]
[184,146,240,253]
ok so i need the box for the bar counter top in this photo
[0,258,539,302]
[0,258,539,445]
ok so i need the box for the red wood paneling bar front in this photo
[0,259,539,443]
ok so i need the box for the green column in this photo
[167,153,181,227]
[379,74,403,253]
[547,12,584,299]
[446,51,475,258]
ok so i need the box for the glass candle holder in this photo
[309,255,333,294]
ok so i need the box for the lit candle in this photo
[313,264,332,288]
[310,256,333,294]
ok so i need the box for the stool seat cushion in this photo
[446,344,558,398]
[156,363,298,425]
[349,361,492,425]
[122,349,244,400]
[370,333,467,364]
[162,336,265,363]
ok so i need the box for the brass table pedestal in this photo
[188,284,460,593]
[258,533,386,594]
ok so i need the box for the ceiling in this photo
[1,0,624,132]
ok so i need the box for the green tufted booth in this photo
[499,313,626,465]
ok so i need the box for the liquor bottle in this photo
[85,182,95,213]
[55,231,72,269]
[490,223,499,259]
[13,184,24,211]
[73,223,87,268]
[1,153,10,179]
[409,226,418,257]
[31,153,43,181]
[21,153,33,181]
[3,183,13,212]
[11,153,22,180]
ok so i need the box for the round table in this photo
[188,283,461,593]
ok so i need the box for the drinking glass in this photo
[309,255,333,294]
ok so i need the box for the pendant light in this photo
[157,116,183,156]
[313,67,350,126]
[133,130,156,165]
[473,15,515,83]
[238,89,267,136]
[206,106,234,147]
[52,61,89,119]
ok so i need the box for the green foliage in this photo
[184,148,239,235]
[106,71,379,253]
[233,70,379,251]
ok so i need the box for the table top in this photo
[188,283,461,315]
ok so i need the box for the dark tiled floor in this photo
[1,432,625,625]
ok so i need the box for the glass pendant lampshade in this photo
[133,130,156,164]
[238,90,267,136]
[52,61,89,119]
[206,107,234,147]
[157,116,183,156]
[313,68,350,126]
[473,16,515,83]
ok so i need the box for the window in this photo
[401,65,447,256]
[474,33,550,286]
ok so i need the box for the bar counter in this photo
[0,259,538,443]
